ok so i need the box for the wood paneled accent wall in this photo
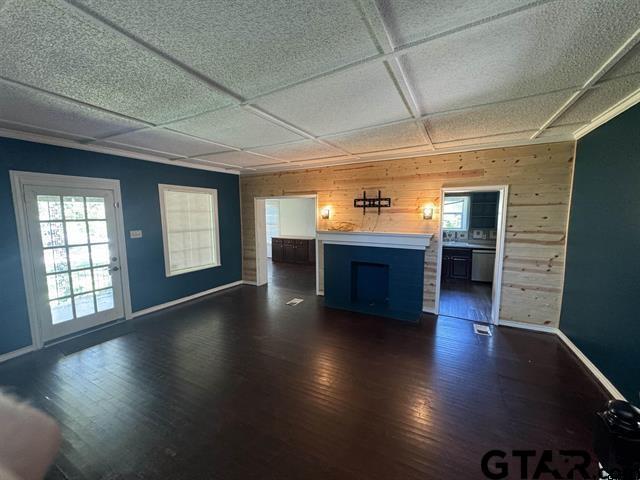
[240,141,575,328]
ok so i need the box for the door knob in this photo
[109,266,120,272]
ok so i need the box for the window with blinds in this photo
[159,184,220,276]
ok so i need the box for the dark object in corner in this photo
[594,400,640,479]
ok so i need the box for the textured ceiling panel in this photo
[255,63,412,136]
[0,0,230,123]
[602,44,640,81]
[167,107,303,148]
[250,140,343,161]
[376,0,533,47]
[402,0,640,114]
[196,151,283,167]
[99,128,231,157]
[76,0,379,98]
[554,75,640,126]
[0,81,147,139]
[424,90,572,143]
[325,121,427,154]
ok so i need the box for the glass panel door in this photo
[24,186,125,341]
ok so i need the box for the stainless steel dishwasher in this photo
[471,249,495,282]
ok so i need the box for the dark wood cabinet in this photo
[470,192,499,229]
[272,237,315,264]
[442,247,472,280]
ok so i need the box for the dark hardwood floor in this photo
[267,258,316,293]
[439,279,493,322]
[0,274,609,479]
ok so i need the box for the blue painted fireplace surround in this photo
[323,243,425,322]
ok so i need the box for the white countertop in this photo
[443,241,496,250]
[273,235,316,240]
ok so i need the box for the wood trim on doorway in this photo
[434,185,509,325]
[252,194,319,294]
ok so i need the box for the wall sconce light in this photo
[321,207,331,220]
[423,205,434,220]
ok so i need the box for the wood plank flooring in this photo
[0,269,609,479]
[440,279,493,322]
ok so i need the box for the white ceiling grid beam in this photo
[354,0,434,149]
[51,0,555,146]
[531,27,640,139]
[53,0,358,163]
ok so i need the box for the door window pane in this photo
[37,196,62,221]
[93,267,112,290]
[90,244,110,266]
[74,293,95,318]
[88,221,108,243]
[40,222,65,247]
[66,221,88,245]
[63,196,85,220]
[68,246,91,270]
[86,197,106,219]
[96,288,114,312]
[50,298,73,324]
[47,273,71,299]
[71,269,93,294]
[43,248,68,273]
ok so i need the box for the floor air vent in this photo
[473,324,492,336]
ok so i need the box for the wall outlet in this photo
[129,230,143,239]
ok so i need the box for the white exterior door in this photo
[23,184,125,341]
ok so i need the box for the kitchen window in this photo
[159,184,220,276]
[442,196,470,231]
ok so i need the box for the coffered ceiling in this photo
[1,0,639,174]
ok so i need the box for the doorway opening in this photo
[254,195,318,294]
[435,186,508,325]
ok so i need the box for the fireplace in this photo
[318,231,433,322]
[351,261,389,307]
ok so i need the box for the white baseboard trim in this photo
[422,307,437,315]
[242,280,258,286]
[556,330,626,401]
[498,319,558,334]
[131,280,244,319]
[0,345,36,364]
[317,290,324,296]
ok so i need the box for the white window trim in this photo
[158,184,221,277]
[443,195,470,231]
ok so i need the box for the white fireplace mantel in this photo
[316,231,432,250]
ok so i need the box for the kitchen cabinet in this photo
[470,192,499,229]
[272,237,315,264]
[442,247,472,280]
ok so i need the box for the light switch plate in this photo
[129,230,143,239]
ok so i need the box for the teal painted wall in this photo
[0,138,242,355]
[559,104,640,401]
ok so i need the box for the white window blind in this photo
[159,185,220,276]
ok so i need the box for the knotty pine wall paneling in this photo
[241,141,575,328]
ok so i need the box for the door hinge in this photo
[114,202,120,208]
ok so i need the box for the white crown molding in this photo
[242,134,576,175]
[0,128,241,175]
[573,87,640,139]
